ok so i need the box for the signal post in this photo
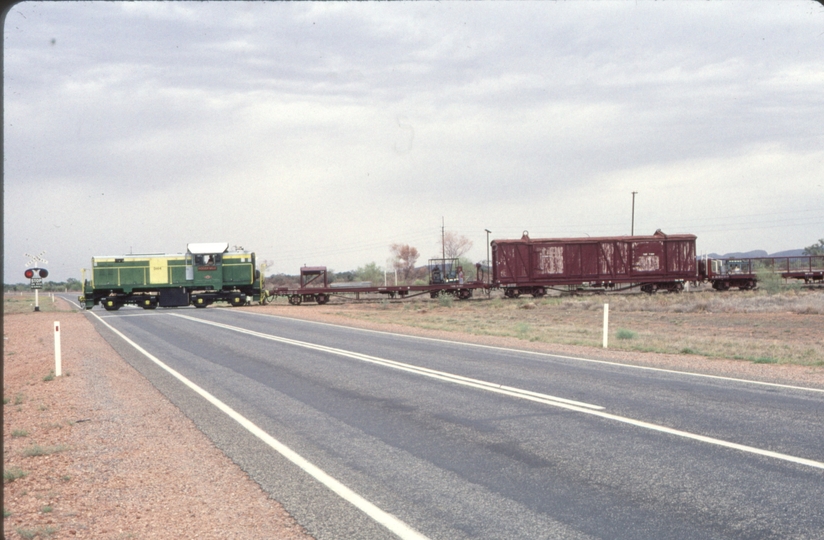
[25,267,49,312]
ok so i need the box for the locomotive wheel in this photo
[229,295,243,306]
[103,300,120,311]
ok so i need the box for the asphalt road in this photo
[81,304,824,540]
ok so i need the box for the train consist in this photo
[79,243,262,310]
[268,230,823,305]
[79,233,823,309]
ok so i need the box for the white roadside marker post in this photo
[602,303,609,348]
[54,321,62,377]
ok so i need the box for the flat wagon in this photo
[80,242,262,310]
[269,258,485,305]
[492,230,697,297]
[699,255,824,290]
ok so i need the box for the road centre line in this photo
[170,313,604,410]
[234,310,824,394]
[88,310,431,540]
[178,313,824,471]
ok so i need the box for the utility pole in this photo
[485,229,491,287]
[631,191,638,236]
[441,217,445,261]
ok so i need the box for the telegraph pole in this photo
[631,191,638,236]
[441,217,445,261]
[485,229,491,287]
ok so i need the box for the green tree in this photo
[803,238,824,256]
[334,270,356,282]
[66,278,82,291]
[355,262,385,286]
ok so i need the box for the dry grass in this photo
[268,288,824,366]
[3,293,69,314]
[564,288,824,315]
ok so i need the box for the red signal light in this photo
[24,267,48,279]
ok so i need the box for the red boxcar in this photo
[492,230,697,296]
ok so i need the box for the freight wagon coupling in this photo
[80,242,262,310]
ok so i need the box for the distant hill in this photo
[707,249,805,259]
[769,249,806,257]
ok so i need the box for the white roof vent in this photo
[187,242,229,255]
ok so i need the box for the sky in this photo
[4,1,824,282]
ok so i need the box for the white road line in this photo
[170,313,604,410]
[96,312,158,318]
[233,310,824,394]
[177,313,824,471]
[88,311,431,540]
[59,296,83,309]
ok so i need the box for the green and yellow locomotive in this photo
[80,242,262,310]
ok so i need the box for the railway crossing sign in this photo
[24,267,49,280]
[25,267,49,290]
[25,251,48,267]
[24,252,48,311]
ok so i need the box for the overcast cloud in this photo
[4,1,823,281]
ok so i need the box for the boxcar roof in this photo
[492,232,697,244]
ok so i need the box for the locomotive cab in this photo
[186,242,228,287]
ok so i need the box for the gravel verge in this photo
[3,299,313,540]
